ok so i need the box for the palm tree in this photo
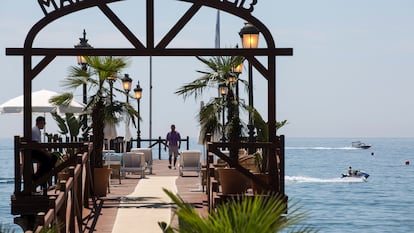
[176,56,246,143]
[177,55,284,143]
[50,56,137,168]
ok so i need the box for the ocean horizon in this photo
[1,137,413,232]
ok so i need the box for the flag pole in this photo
[215,10,220,49]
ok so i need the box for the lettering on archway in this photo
[37,0,258,16]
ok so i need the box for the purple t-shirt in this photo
[166,131,181,147]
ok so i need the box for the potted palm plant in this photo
[251,113,288,194]
[251,149,271,194]
[50,56,138,196]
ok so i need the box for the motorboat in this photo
[352,141,371,149]
[341,170,370,179]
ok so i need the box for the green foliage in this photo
[248,106,288,142]
[159,189,317,233]
[175,56,245,100]
[50,112,82,138]
[177,55,247,142]
[253,150,265,173]
[44,133,61,142]
[38,221,62,233]
[178,55,288,143]
[198,98,221,143]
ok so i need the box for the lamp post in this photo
[122,74,133,151]
[239,22,260,146]
[230,62,242,141]
[74,29,93,135]
[134,82,143,148]
[107,73,117,106]
[232,61,243,99]
[219,83,228,142]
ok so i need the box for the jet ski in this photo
[341,170,369,179]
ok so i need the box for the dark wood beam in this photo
[6,48,293,57]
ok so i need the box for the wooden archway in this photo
[6,0,293,215]
[6,0,292,143]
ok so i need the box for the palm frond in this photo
[197,99,221,143]
[63,77,85,89]
[104,101,124,125]
[175,76,217,99]
[65,113,81,138]
[176,56,246,100]
[160,189,318,233]
[51,112,69,135]
[123,103,139,128]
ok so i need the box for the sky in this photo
[1,0,414,140]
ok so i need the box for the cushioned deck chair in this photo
[130,148,153,174]
[121,152,146,179]
[179,150,201,177]
[105,153,122,184]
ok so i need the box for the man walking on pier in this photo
[164,124,181,169]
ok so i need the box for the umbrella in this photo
[104,122,118,150]
[104,123,118,140]
[124,114,132,152]
[0,89,85,141]
[0,89,84,114]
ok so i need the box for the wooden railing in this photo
[205,136,285,212]
[107,136,190,159]
[33,152,88,233]
[12,136,90,233]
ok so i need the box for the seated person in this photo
[348,166,353,176]
[31,116,58,182]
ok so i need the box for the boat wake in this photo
[286,147,358,150]
[0,177,15,184]
[286,176,367,183]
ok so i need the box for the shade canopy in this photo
[0,89,85,114]
[104,122,118,140]
[124,115,132,142]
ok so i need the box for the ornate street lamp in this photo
[219,83,228,97]
[122,73,133,151]
[74,29,93,105]
[232,61,243,99]
[233,62,243,75]
[122,74,133,102]
[239,22,260,49]
[134,82,143,148]
[227,75,237,84]
[239,23,260,146]
[219,83,228,142]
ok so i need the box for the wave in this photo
[286,176,366,183]
[0,178,15,184]
[286,146,359,150]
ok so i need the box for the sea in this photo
[0,137,413,232]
